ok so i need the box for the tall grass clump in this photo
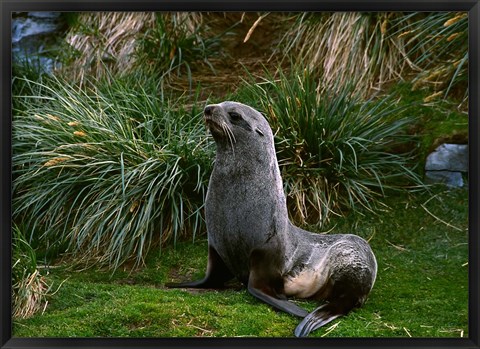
[136,13,223,86]
[13,74,213,269]
[236,68,423,226]
[62,12,156,85]
[62,12,221,88]
[277,12,413,96]
[12,224,50,319]
[392,12,468,104]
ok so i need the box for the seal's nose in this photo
[204,105,215,116]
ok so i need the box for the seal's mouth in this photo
[204,114,224,135]
[203,105,225,135]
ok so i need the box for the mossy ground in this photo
[390,82,468,162]
[13,187,468,338]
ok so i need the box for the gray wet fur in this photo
[166,101,377,337]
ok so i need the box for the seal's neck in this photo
[214,142,275,178]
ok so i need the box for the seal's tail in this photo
[294,302,348,337]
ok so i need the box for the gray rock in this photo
[425,143,468,172]
[425,170,464,188]
[12,12,63,75]
[28,12,61,19]
[12,16,58,44]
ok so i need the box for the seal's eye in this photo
[228,112,242,121]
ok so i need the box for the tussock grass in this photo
[278,11,468,105]
[12,225,50,319]
[136,13,223,85]
[63,12,156,85]
[236,68,424,226]
[278,13,413,96]
[393,12,468,104]
[61,12,220,88]
[13,75,213,269]
[12,66,426,268]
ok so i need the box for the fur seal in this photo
[166,101,377,337]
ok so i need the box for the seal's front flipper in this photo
[166,245,234,289]
[294,302,345,337]
[247,248,308,318]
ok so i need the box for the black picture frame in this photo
[1,1,479,348]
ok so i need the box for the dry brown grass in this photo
[62,12,208,85]
[12,268,49,319]
[59,12,288,95]
[63,12,156,84]
[278,13,415,96]
[404,12,468,107]
[56,12,466,103]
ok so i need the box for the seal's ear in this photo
[255,128,265,137]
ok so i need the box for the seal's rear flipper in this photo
[247,248,308,318]
[247,283,308,317]
[294,303,345,337]
[166,245,234,289]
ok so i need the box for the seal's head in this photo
[203,101,270,148]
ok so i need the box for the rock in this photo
[12,16,58,44]
[28,12,62,19]
[12,12,63,75]
[425,143,468,172]
[425,170,464,188]
[424,143,468,188]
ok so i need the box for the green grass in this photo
[13,74,213,269]
[13,187,468,338]
[235,68,424,227]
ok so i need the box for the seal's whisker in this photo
[220,123,229,144]
[226,126,236,148]
[221,122,236,153]
[226,124,236,144]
